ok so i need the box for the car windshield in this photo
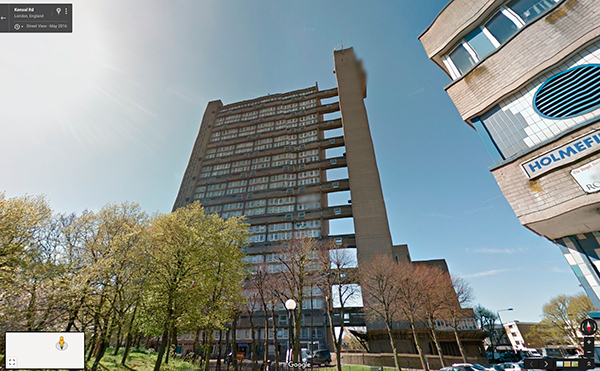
[472,365,486,371]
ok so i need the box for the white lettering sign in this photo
[571,158,600,193]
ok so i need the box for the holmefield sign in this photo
[571,158,600,194]
[521,129,600,179]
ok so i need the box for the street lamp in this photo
[285,299,297,368]
[497,308,513,325]
[496,308,514,356]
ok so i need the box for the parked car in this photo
[440,366,476,371]
[453,363,495,371]
[307,349,332,366]
[301,348,312,363]
[501,362,525,371]
[500,353,522,362]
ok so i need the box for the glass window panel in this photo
[508,0,559,23]
[485,11,520,44]
[465,28,496,60]
[449,45,477,75]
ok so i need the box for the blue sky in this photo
[0,0,582,322]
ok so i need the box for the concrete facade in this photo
[173,47,400,267]
[172,47,479,359]
[421,0,600,307]
[334,48,395,264]
[172,48,402,357]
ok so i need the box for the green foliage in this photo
[531,293,595,346]
[139,201,248,370]
[0,195,249,369]
[85,346,197,370]
[141,202,248,332]
[474,305,497,335]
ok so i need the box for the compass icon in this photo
[581,318,597,336]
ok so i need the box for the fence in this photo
[340,353,488,370]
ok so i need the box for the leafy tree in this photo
[0,193,56,352]
[531,293,595,348]
[0,193,52,280]
[474,305,498,359]
[143,202,248,371]
[82,202,149,371]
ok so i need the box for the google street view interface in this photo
[5,0,600,371]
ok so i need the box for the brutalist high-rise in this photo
[174,47,409,267]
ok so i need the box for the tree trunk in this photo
[25,283,37,331]
[145,334,151,349]
[263,317,269,371]
[91,339,108,371]
[335,308,346,371]
[193,326,202,360]
[112,325,122,356]
[201,327,208,367]
[154,325,170,371]
[428,317,445,367]
[165,326,174,365]
[91,308,116,371]
[87,329,97,362]
[225,328,231,371]
[171,326,178,361]
[385,321,402,371]
[410,320,429,371]
[204,329,215,371]
[216,329,224,371]
[453,325,468,363]
[88,290,107,361]
[249,316,257,371]
[121,332,133,365]
[233,316,239,371]
[121,303,139,365]
[270,308,279,371]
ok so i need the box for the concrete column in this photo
[333,47,396,264]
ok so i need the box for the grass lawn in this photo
[85,347,198,370]
[1,348,198,371]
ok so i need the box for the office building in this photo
[421,0,600,307]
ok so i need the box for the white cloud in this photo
[461,267,523,278]
[466,247,528,254]
[550,266,570,274]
